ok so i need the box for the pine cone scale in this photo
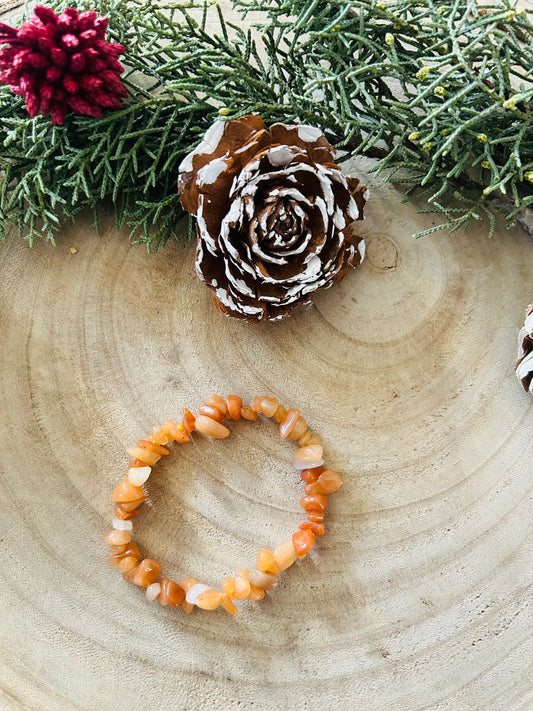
[516,304,533,392]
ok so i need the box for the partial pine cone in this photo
[178,115,367,322]
[516,303,533,392]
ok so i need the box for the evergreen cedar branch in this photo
[0,0,531,247]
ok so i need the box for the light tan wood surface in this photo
[0,156,532,711]
[0,2,532,709]
[0,0,22,14]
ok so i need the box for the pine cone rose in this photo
[0,5,126,125]
[516,303,533,392]
[178,115,367,321]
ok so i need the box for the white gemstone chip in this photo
[112,518,133,531]
[146,582,162,602]
[185,583,211,605]
[128,466,151,486]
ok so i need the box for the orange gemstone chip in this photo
[292,529,315,558]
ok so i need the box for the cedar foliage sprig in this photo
[0,0,531,247]
[237,0,533,237]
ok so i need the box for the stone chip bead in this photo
[288,416,307,441]
[127,466,151,487]
[300,493,328,513]
[199,404,225,422]
[248,584,265,601]
[158,578,185,607]
[126,446,161,466]
[115,498,146,513]
[195,589,222,610]
[162,420,191,443]
[185,583,211,605]
[274,539,297,571]
[260,397,278,417]
[295,458,324,471]
[299,521,325,536]
[112,517,133,531]
[280,408,301,438]
[220,594,238,615]
[150,425,170,446]
[251,395,263,412]
[180,578,198,613]
[146,582,162,602]
[195,414,230,438]
[130,559,161,587]
[114,504,141,521]
[233,570,251,599]
[294,444,324,463]
[307,511,325,523]
[112,478,145,504]
[105,529,131,546]
[240,405,258,420]
[222,577,236,599]
[317,469,343,493]
[107,394,341,615]
[301,466,324,483]
[118,556,139,574]
[274,405,287,424]
[298,431,312,446]
[256,548,279,575]
[305,469,343,494]
[137,440,170,456]
[107,542,142,569]
[129,458,150,468]
[292,529,315,558]
[294,445,324,470]
[182,409,197,434]
[226,395,242,420]
[248,569,278,591]
[154,423,175,443]
[274,404,287,422]
[206,394,227,415]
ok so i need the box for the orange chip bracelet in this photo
[105,394,342,614]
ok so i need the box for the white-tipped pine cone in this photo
[516,303,533,392]
[178,115,367,321]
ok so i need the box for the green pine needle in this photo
[0,0,531,247]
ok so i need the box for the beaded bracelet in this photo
[105,395,342,615]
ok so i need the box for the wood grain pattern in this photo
[0,154,532,711]
[1,2,533,706]
[0,1,24,15]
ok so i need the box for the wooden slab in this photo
[0,153,532,710]
[0,0,23,14]
[1,1,532,706]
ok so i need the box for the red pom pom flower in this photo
[0,5,127,124]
